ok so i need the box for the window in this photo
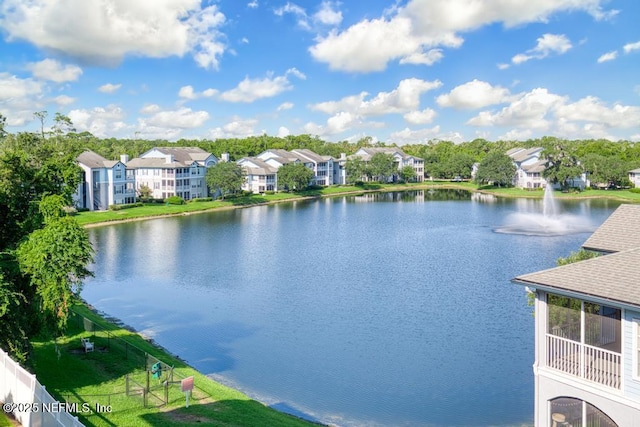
[549,397,617,427]
[115,166,122,179]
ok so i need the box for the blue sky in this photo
[0,0,639,144]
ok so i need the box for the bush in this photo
[630,188,640,194]
[139,197,165,204]
[165,196,185,205]
[109,202,143,211]
[188,197,214,203]
[264,190,275,195]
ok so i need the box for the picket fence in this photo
[0,348,84,427]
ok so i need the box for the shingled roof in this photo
[512,204,640,308]
[78,150,120,169]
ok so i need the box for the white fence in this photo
[0,348,84,427]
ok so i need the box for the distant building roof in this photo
[507,147,544,163]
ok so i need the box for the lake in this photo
[81,190,621,426]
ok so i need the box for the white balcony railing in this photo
[546,334,621,389]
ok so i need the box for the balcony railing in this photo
[546,334,621,389]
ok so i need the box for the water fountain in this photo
[495,185,594,236]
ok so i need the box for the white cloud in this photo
[0,72,43,101]
[140,104,161,114]
[69,104,129,137]
[178,85,219,100]
[467,88,566,130]
[0,1,227,69]
[247,1,258,9]
[597,51,617,63]
[219,68,305,103]
[99,83,122,94]
[310,78,442,116]
[389,126,465,145]
[465,88,640,140]
[0,72,45,126]
[277,126,291,137]
[403,109,437,125]
[277,102,294,111]
[141,107,209,129]
[314,1,342,26]
[26,59,82,82]
[305,78,441,136]
[309,17,432,72]
[623,41,640,54]
[554,96,640,128]
[54,95,76,106]
[178,85,198,100]
[309,0,613,72]
[399,49,443,66]
[274,2,311,30]
[209,117,259,138]
[511,33,572,64]
[437,80,511,110]
[498,129,533,141]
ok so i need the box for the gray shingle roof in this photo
[512,203,640,307]
[78,150,110,168]
[513,247,640,307]
[582,204,640,253]
[508,147,543,163]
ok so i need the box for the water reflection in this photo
[82,189,619,427]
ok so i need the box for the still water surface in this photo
[81,190,620,426]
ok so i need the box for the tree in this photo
[0,113,6,138]
[33,111,48,139]
[16,195,94,333]
[345,157,367,184]
[205,161,245,199]
[400,166,416,183]
[542,143,583,190]
[368,152,396,183]
[474,152,516,187]
[277,162,313,191]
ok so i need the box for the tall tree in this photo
[345,157,367,184]
[206,161,245,199]
[542,143,583,190]
[277,162,313,191]
[16,195,94,333]
[400,165,416,183]
[368,152,396,183]
[474,152,516,187]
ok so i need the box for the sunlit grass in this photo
[30,304,318,427]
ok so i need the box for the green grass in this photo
[0,412,14,427]
[30,304,318,427]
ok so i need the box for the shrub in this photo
[139,197,165,204]
[264,190,275,195]
[630,188,640,194]
[109,202,142,211]
[165,196,185,205]
[188,197,213,203]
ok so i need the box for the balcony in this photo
[546,334,621,389]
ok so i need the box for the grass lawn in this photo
[0,412,16,427]
[30,304,318,427]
